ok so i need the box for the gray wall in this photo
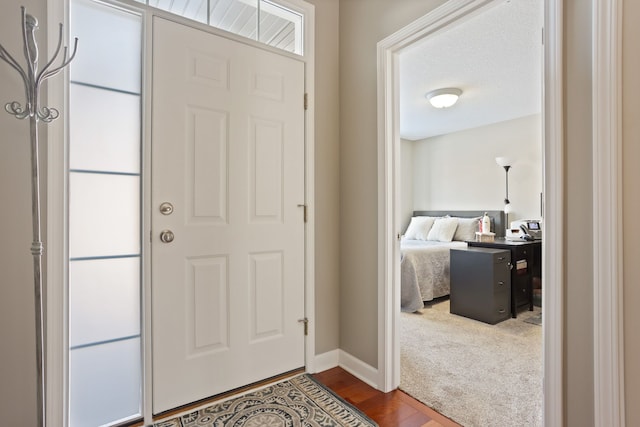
[338,0,447,369]
[307,0,341,355]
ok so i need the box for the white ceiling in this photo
[399,0,543,141]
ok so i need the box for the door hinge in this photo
[304,93,308,110]
[297,204,307,223]
[298,318,309,336]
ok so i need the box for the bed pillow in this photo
[404,216,437,240]
[427,217,459,242]
[453,217,481,241]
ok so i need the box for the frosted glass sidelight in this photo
[210,0,259,40]
[69,257,140,348]
[70,0,142,93]
[70,84,141,174]
[69,173,140,258]
[69,338,142,426]
[69,0,143,424]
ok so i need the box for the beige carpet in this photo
[400,298,542,427]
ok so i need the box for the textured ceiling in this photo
[399,0,543,141]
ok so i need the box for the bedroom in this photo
[396,1,543,425]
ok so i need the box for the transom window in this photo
[139,0,304,55]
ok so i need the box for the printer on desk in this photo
[505,219,542,241]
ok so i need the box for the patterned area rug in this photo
[154,374,377,427]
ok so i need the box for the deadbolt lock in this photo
[159,202,174,215]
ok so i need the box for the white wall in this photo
[407,114,542,228]
[400,138,414,232]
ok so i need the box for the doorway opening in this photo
[376,0,563,425]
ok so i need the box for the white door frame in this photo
[45,0,315,425]
[375,0,564,424]
[592,0,625,425]
[378,1,626,426]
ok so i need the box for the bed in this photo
[400,210,505,312]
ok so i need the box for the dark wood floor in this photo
[314,367,461,427]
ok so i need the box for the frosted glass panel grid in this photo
[70,84,141,174]
[148,0,207,24]
[70,0,142,93]
[69,338,141,427]
[69,173,140,258]
[210,0,258,40]
[69,257,140,348]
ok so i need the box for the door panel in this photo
[151,17,305,413]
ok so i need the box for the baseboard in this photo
[311,349,380,390]
[338,350,379,389]
[313,350,339,373]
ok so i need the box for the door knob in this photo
[160,230,175,243]
[159,202,174,215]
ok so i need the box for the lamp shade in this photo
[495,156,513,168]
[426,88,462,108]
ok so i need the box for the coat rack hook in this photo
[0,6,78,427]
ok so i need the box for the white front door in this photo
[151,17,306,413]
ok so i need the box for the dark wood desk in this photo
[467,238,542,318]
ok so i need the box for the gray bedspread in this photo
[400,239,466,312]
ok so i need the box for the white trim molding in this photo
[377,1,564,426]
[313,350,339,373]
[338,351,379,389]
[312,350,378,389]
[592,0,626,425]
[542,1,564,426]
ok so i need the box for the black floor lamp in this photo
[495,156,513,227]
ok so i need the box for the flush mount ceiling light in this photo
[425,87,462,108]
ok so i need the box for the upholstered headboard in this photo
[412,210,506,238]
